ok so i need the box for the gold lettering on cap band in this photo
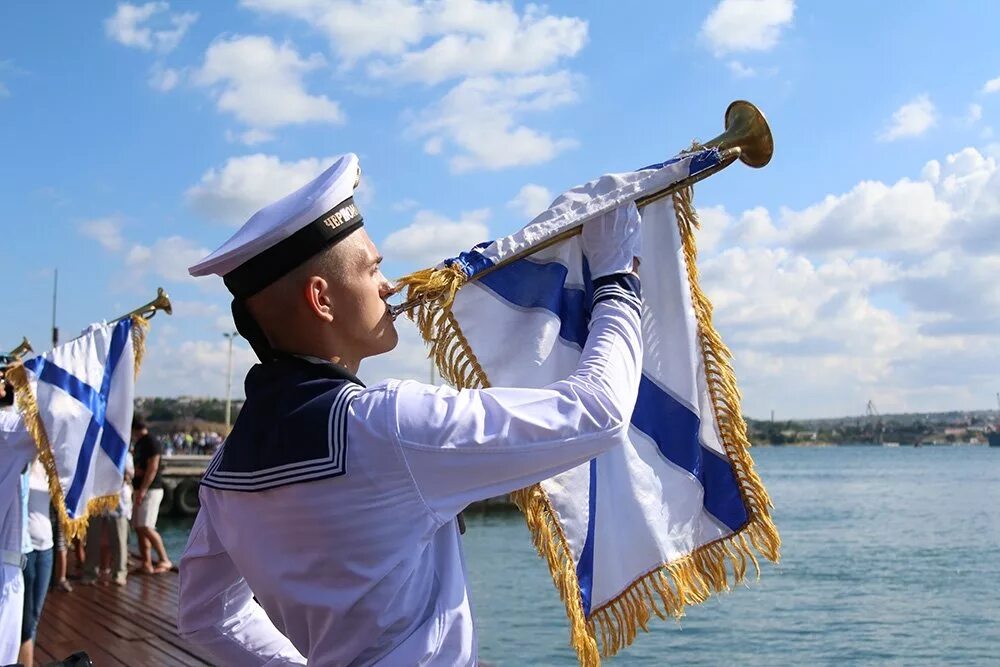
[322,202,360,230]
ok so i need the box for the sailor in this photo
[0,371,36,665]
[178,153,644,666]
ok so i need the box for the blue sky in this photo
[2,0,998,418]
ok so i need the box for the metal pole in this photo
[223,332,238,432]
[51,269,59,346]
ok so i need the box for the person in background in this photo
[48,503,72,592]
[18,458,54,666]
[82,451,133,586]
[132,418,172,573]
[0,370,38,663]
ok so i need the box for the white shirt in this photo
[1,409,36,559]
[1,407,35,665]
[118,452,135,519]
[179,297,642,666]
[27,459,53,552]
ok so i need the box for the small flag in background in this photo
[8,316,148,539]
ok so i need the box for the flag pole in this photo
[389,100,773,319]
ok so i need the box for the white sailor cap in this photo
[188,153,363,299]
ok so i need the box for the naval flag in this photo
[7,317,148,539]
[399,149,780,665]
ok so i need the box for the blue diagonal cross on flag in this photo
[10,317,144,537]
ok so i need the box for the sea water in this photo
[160,446,1000,666]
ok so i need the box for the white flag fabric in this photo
[8,317,147,539]
[400,149,780,665]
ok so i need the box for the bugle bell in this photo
[0,337,33,367]
[113,287,173,323]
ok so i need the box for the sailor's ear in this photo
[304,275,334,323]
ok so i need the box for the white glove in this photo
[581,202,642,279]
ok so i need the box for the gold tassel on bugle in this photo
[396,188,781,664]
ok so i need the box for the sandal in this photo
[152,560,173,573]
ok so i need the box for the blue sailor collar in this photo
[201,352,362,493]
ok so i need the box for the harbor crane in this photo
[865,399,884,445]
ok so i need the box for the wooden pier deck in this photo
[34,564,213,667]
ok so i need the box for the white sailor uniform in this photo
[178,271,644,666]
[1,409,36,664]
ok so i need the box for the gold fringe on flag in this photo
[398,188,780,666]
[131,314,150,379]
[6,316,151,541]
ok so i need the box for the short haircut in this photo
[132,416,147,431]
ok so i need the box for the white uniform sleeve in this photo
[178,509,307,666]
[393,293,642,520]
[0,410,35,463]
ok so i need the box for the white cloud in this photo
[79,217,125,252]
[507,184,552,219]
[966,103,983,123]
[392,198,419,212]
[689,205,731,254]
[243,0,587,82]
[365,4,587,84]
[693,143,1000,416]
[186,154,337,226]
[148,64,181,91]
[126,236,211,284]
[982,75,1000,94]
[241,0,427,64]
[382,208,490,265]
[240,0,587,171]
[727,60,757,78]
[192,35,344,132]
[877,94,937,142]
[169,300,224,320]
[701,0,795,57]
[237,128,274,145]
[104,2,197,53]
[413,72,580,172]
[137,337,258,398]
[784,177,952,254]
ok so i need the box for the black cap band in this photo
[223,197,364,299]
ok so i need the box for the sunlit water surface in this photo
[160,446,1000,666]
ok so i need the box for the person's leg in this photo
[32,548,52,620]
[17,637,32,666]
[1,564,26,665]
[141,489,171,572]
[111,515,128,585]
[136,526,153,571]
[18,548,52,665]
[73,537,85,577]
[133,493,154,571]
[148,528,172,572]
[49,503,72,592]
[81,519,102,584]
[98,518,113,583]
[18,552,37,666]
[147,489,173,572]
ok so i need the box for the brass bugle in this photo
[388,100,773,319]
[8,337,33,360]
[113,287,173,323]
[1,337,33,366]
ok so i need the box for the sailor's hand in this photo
[581,202,642,278]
